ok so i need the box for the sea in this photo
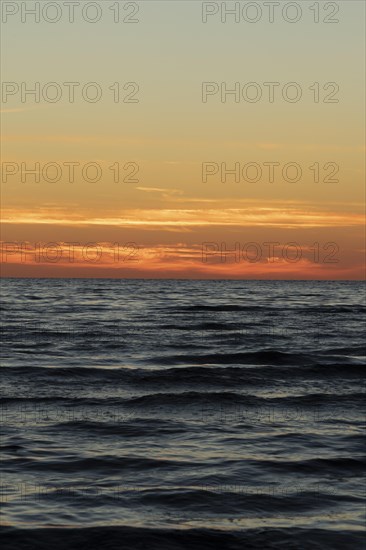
[0,279,365,549]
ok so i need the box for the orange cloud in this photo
[1,241,364,280]
[1,206,363,229]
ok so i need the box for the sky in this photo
[1,0,365,279]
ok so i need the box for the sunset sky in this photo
[1,0,365,278]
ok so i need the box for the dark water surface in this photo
[0,279,365,549]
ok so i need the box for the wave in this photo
[2,454,200,474]
[146,350,312,366]
[1,526,364,550]
[257,456,366,476]
[1,362,364,388]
